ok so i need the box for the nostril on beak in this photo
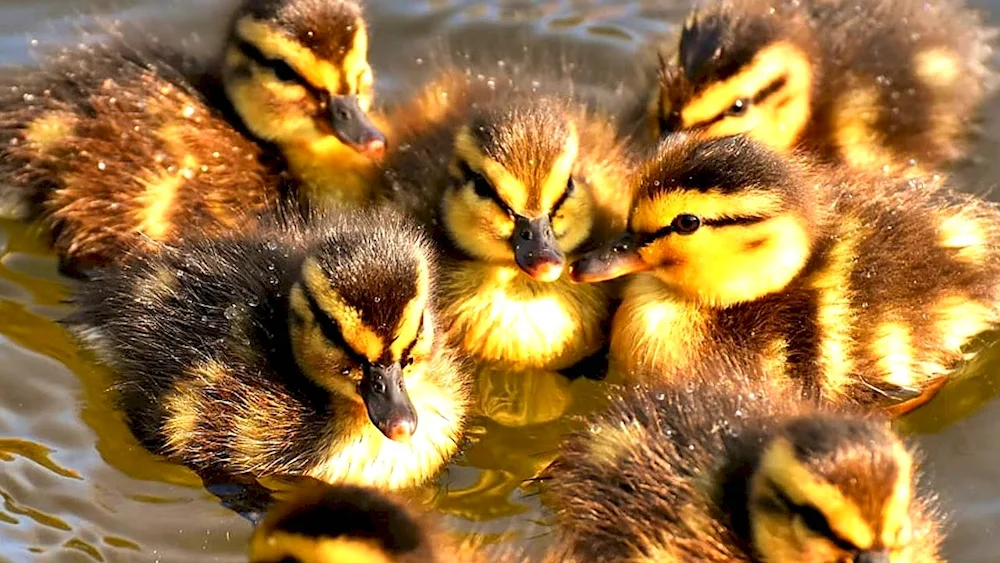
[520,229,534,241]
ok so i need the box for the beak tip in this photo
[529,261,565,282]
[386,419,416,443]
[361,139,386,159]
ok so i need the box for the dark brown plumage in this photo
[571,133,1000,412]
[0,0,380,276]
[651,0,997,173]
[543,354,944,562]
[65,206,469,490]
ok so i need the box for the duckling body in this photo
[0,0,384,275]
[381,71,633,371]
[67,207,469,490]
[544,354,944,562]
[573,134,1000,410]
[652,0,997,174]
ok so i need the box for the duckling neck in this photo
[283,138,379,207]
[609,274,712,379]
[437,261,609,370]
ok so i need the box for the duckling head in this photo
[288,211,437,443]
[441,98,594,282]
[652,3,817,152]
[222,0,385,159]
[249,484,434,563]
[571,134,822,307]
[749,415,924,563]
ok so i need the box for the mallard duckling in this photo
[381,71,634,371]
[650,0,997,174]
[0,0,384,275]
[544,356,943,562]
[66,207,468,490]
[571,133,1000,411]
[250,483,540,563]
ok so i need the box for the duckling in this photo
[571,133,1000,412]
[0,0,385,275]
[650,0,997,174]
[381,70,634,371]
[65,206,469,490]
[543,354,944,562]
[249,482,542,563]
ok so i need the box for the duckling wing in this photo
[0,37,286,273]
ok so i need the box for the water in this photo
[0,0,999,561]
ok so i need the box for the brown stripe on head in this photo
[235,0,365,65]
[462,98,578,216]
[755,415,915,552]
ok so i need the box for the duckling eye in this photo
[270,60,301,84]
[457,161,494,200]
[671,214,701,235]
[726,98,749,116]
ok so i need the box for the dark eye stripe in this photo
[637,215,765,246]
[770,483,861,552]
[686,73,791,130]
[236,40,326,101]
[457,160,513,216]
[398,311,424,363]
[300,282,367,365]
[753,75,788,104]
[550,178,575,217]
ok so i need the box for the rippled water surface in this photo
[0,0,999,561]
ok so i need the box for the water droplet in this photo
[182,105,195,118]
[373,296,381,303]
[97,161,106,170]
[734,409,743,418]
[656,393,665,401]
[266,240,279,251]
[268,276,279,285]
[222,305,240,322]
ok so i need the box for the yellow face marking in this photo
[678,41,812,150]
[342,25,374,109]
[453,128,528,213]
[913,48,960,90]
[301,258,383,361]
[537,127,579,211]
[756,438,876,550]
[631,190,784,235]
[873,322,916,389]
[249,532,392,563]
[643,214,811,305]
[236,19,357,98]
[389,255,431,361]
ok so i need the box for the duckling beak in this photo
[326,96,387,160]
[569,232,650,283]
[513,216,566,282]
[360,362,417,443]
